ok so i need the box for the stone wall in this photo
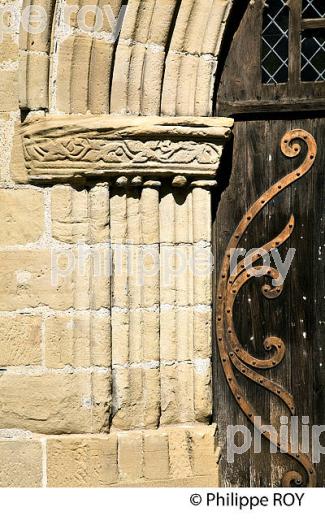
[0,0,234,487]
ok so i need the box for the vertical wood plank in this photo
[245,120,272,486]
[214,121,251,486]
[312,118,325,486]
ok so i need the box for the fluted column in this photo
[18,114,233,434]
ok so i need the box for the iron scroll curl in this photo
[216,129,317,487]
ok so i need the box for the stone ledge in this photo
[18,115,233,185]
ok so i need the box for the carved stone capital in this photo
[19,115,233,185]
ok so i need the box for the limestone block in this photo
[140,186,160,244]
[0,115,15,183]
[66,0,99,29]
[19,0,54,53]
[205,0,233,56]
[145,0,178,46]
[88,184,110,242]
[112,367,160,430]
[176,54,199,116]
[194,360,212,422]
[112,245,159,309]
[18,0,28,53]
[51,185,89,243]
[26,53,49,109]
[111,309,129,364]
[168,428,193,479]
[0,70,19,112]
[160,306,194,362]
[110,42,131,114]
[160,0,232,117]
[112,308,159,365]
[110,186,160,245]
[0,372,110,434]
[18,52,27,108]
[70,34,93,114]
[160,306,212,361]
[173,189,193,243]
[160,244,194,306]
[70,247,111,310]
[190,425,219,477]
[119,0,153,42]
[140,48,165,116]
[125,188,143,243]
[183,0,215,54]
[194,56,216,117]
[127,44,146,115]
[125,425,218,485]
[161,52,180,116]
[110,189,128,243]
[0,316,41,366]
[193,244,213,305]
[111,246,141,308]
[168,0,230,55]
[192,187,212,242]
[45,314,111,368]
[116,425,218,486]
[159,190,176,243]
[10,121,28,184]
[0,188,44,245]
[46,425,219,487]
[47,435,118,487]
[51,184,110,244]
[116,475,217,487]
[141,245,160,306]
[0,246,111,311]
[167,0,195,52]
[65,0,123,34]
[0,250,73,311]
[117,430,143,482]
[0,35,18,62]
[160,363,195,424]
[0,440,42,487]
[143,430,169,480]
[89,39,114,114]
[193,307,212,358]
[56,36,75,113]
[160,188,197,245]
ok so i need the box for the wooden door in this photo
[213,1,325,487]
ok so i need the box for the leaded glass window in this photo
[301,29,325,81]
[262,0,325,85]
[261,0,289,84]
[302,0,325,18]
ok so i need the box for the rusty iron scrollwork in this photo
[216,129,317,487]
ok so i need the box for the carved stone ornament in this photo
[19,115,233,184]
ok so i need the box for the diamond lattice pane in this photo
[301,30,325,81]
[302,0,325,19]
[262,0,289,84]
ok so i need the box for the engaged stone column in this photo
[14,114,232,484]
[159,180,216,425]
[110,178,162,430]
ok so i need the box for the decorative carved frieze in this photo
[20,115,233,185]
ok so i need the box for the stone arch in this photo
[19,0,234,117]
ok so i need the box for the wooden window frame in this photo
[217,0,325,117]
